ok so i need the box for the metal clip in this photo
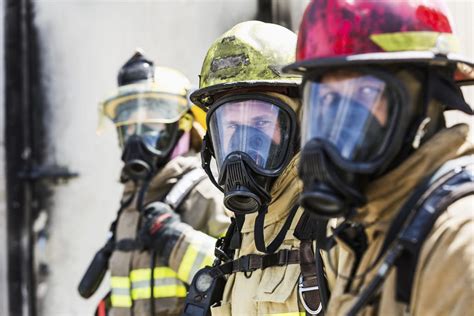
[298,275,323,315]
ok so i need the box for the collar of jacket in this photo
[121,151,200,198]
[354,124,473,239]
[240,152,303,233]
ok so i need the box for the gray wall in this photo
[33,1,257,315]
[0,1,471,316]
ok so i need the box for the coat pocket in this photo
[254,261,301,315]
[210,301,232,316]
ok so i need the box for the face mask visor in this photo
[101,83,188,155]
[208,95,294,178]
[301,70,401,173]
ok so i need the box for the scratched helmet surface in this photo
[191,21,301,110]
[285,0,474,85]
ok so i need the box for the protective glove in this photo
[139,201,188,264]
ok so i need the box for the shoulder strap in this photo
[163,167,207,210]
[294,211,330,315]
[254,204,299,254]
[373,156,474,277]
[395,163,474,304]
[347,156,474,316]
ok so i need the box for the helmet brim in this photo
[283,51,474,86]
[190,80,301,111]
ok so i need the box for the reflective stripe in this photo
[110,276,132,307]
[131,284,187,300]
[177,240,214,284]
[111,276,131,288]
[111,295,133,308]
[130,267,178,282]
[370,31,460,53]
[178,244,199,283]
[112,268,187,306]
[132,277,182,289]
[112,288,131,296]
[129,267,187,299]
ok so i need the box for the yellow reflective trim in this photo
[131,284,187,300]
[370,32,460,53]
[263,313,305,316]
[202,255,214,268]
[111,294,132,307]
[111,276,131,288]
[130,267,178,282]
[177,244,199,283]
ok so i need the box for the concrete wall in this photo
[33,1,257,315]
[0,1,471,315]
[0,0,9,314]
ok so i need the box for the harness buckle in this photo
[298,275,323,315]
[214,237,231,262]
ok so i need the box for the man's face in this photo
[208,97,293,170]
[219,100,282,153]
[318,70,388,126]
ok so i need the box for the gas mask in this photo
[119,121,179,180]
[202,94,297,214]
[299,68,411,218]
[101,84,189,180]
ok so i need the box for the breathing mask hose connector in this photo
[299,142,346,218]
[219,153,271,215]
[121,135,157,180]
[298,140,365,219]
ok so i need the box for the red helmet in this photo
[285,0,474,85]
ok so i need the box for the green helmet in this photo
[191,21,301,110]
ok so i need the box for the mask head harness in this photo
[201,93,297,215]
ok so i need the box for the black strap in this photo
[254,204,299,254]
[229,215,245,250]
[109,187,136,241]
[370,156,474,278]
[114,238,142,252]
[395,175,474,304]
[294,211,330,315]
[213,216,241,263]
[346,158,474,315]
[299,240,324,315]
[210,249,300,278]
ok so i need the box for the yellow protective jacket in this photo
[109,152,229,316]
[210,153,311,316]
[324,124,474,316]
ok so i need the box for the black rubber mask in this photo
[217,126,278,214]
[299,69,407,218]
[202,94,297,215]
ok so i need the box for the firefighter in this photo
[80,50,229,316]
[175,20,326,316]
[285,0,474,315]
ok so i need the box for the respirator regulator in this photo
[298,68,409,219]
[201,94,297,214]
